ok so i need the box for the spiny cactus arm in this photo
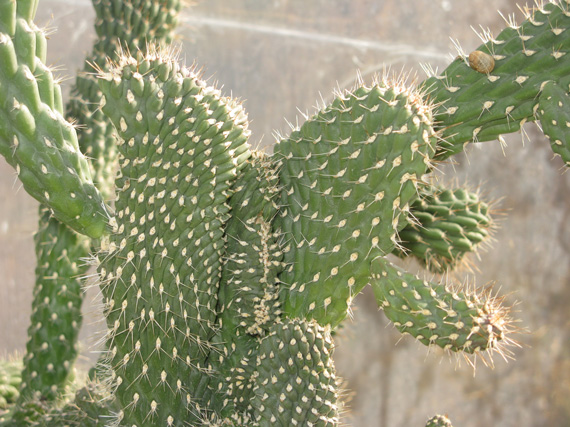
[536,80,570,167]
[425,414,453,427]
[422,0,570,159]
[96,49,251,427]
[204,153,283,423]
[250,318,340,427]
[275,78,436,328]
[395,185,495,273]
[15,207,90,407]
[0,0,108,238]
[370,257,516,365]
[92,0,183,54]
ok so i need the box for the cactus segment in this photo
[205,152,284,421]
[92,0,183,54]
[0,0,108,238]
[537,81,570,167]
[422,1,570,159]
[96,49,251,427]
[275,79,436,327]
[396,185,494,273]
[425,414,453,427]
[16,206,90,405]
[370,257,514,362]
[251,318,340,426]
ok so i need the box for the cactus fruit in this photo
[396,185,495,273]
[422,0,570,160]
[0,0,108,238]
[96,49,251,426]
[275,78,436,328]
[370,257,516,365]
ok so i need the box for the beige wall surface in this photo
[1,1,569,426]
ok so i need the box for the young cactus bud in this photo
[396,185,495,273]
[276,77,436,328]
[370,257,516,366]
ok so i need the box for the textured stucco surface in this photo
[1,1,569,426]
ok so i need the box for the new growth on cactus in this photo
[1,0,569,426]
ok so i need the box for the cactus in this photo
[1,0,570,426]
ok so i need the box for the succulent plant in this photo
[1,0,569,426]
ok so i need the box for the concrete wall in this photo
[1,1,569,426]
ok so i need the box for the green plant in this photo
[1,0,569,426]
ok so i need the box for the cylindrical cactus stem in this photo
[395,184,495,273]
[275,77,436,328]
[425,414,453,427]
[92,0,183,54]
[370,257,516,365]
[0,0,108,238]
[96,48,251,427]
[422,0,570,159]
[16,206,90,404]
[537,81,570,167]
[203,152,283,424]
[251,318,340,426]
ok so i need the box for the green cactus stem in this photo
[275,78,436,328]
[396,185,495,273]
[536,81,570,167]
[96,48,251,427]
[250,318,340,427]
[0,0,108,238]
[204,152,283,423]
[422,0,570,159]
[16,207,90,405]
[370,257,516,365]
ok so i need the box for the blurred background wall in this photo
[1,0,569,426]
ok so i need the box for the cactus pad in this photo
[370,257,515,365]
[276,78,436,327]
[96,48,251,426]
